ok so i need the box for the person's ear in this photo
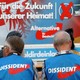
[69,40,72,49]
[3,46,10,57]
[53,44,57,50]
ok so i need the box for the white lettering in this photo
[25,2,53,10]
[48,67,77,73]
[0,64,29,71]
[0,14,25,19]
[27,12,54,19]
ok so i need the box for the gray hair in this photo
[53,31,71,46]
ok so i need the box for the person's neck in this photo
[57,45,71,54]
[58,46,71,52]
[59,50,70,53]
[8,50,18,56]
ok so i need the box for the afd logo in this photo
[36,23,63,40]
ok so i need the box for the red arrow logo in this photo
[36,23,63,40]
[8,64,30,75]
[58,65,80,79]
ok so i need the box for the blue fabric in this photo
[0,54,34,80]
[45,53,80,80]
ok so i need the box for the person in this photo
[0,31,22,58]
[42,31,80,80]
[0,36,37,80]
[65,28,80,55]
[65,28,74,49]
[6,31,22,39]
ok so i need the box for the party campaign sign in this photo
[24,44,57,61]
[24,44,80,61]
[0,0,80,61]
[0,0,80,45]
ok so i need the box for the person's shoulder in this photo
[71,50,80,56]
[45,56,57,63]
[10,55,33,63]
[45,53,66,62]
[69,52,80,60]
[24,57,32,61]
[23,57,33,63]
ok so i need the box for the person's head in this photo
[65,28,75,50]
[6,31,22,39]
[53,31,72,52]
[0,31,22,58]
[3,36,24,57]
